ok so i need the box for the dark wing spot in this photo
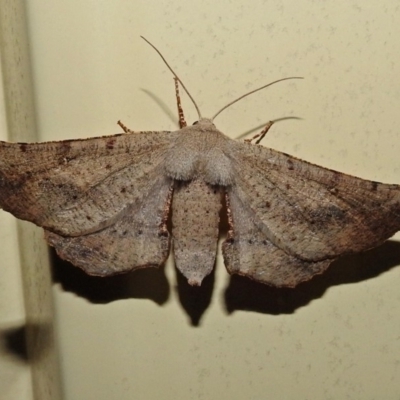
[62,156,75,163]
[60,142,72,153]
[106,139,116,150]
[19,143,28,152]
[370,181,379,191]
[309,205,348,229]
[330,170,341,184]
[329,187,339,195]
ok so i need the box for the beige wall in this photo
[1,1,400,399]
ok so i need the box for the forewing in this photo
[229,142,400,261]
[0,130,178,235]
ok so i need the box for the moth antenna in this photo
[211,77,303,121]
[141,36,202,119]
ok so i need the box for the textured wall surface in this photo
[2,1,400,399]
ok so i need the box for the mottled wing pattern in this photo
[45,175,173,276]
[223,191,332,287]
[0,130,179,275]
[0,131,176,234]
[224,142,400,286]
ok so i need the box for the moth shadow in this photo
[224,240,400,315]
[175,266,215,327]
[51,249,169,305]
[236,116,302,140]
[0,324,29,362]
[141,89,180,126]
[0,320,53,363]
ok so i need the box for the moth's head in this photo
[192,118,216,128]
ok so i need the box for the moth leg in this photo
[117,120,130,133]
[174,77,187,128]
[245,121,274,144]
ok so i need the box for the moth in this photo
[1,37,400,287]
